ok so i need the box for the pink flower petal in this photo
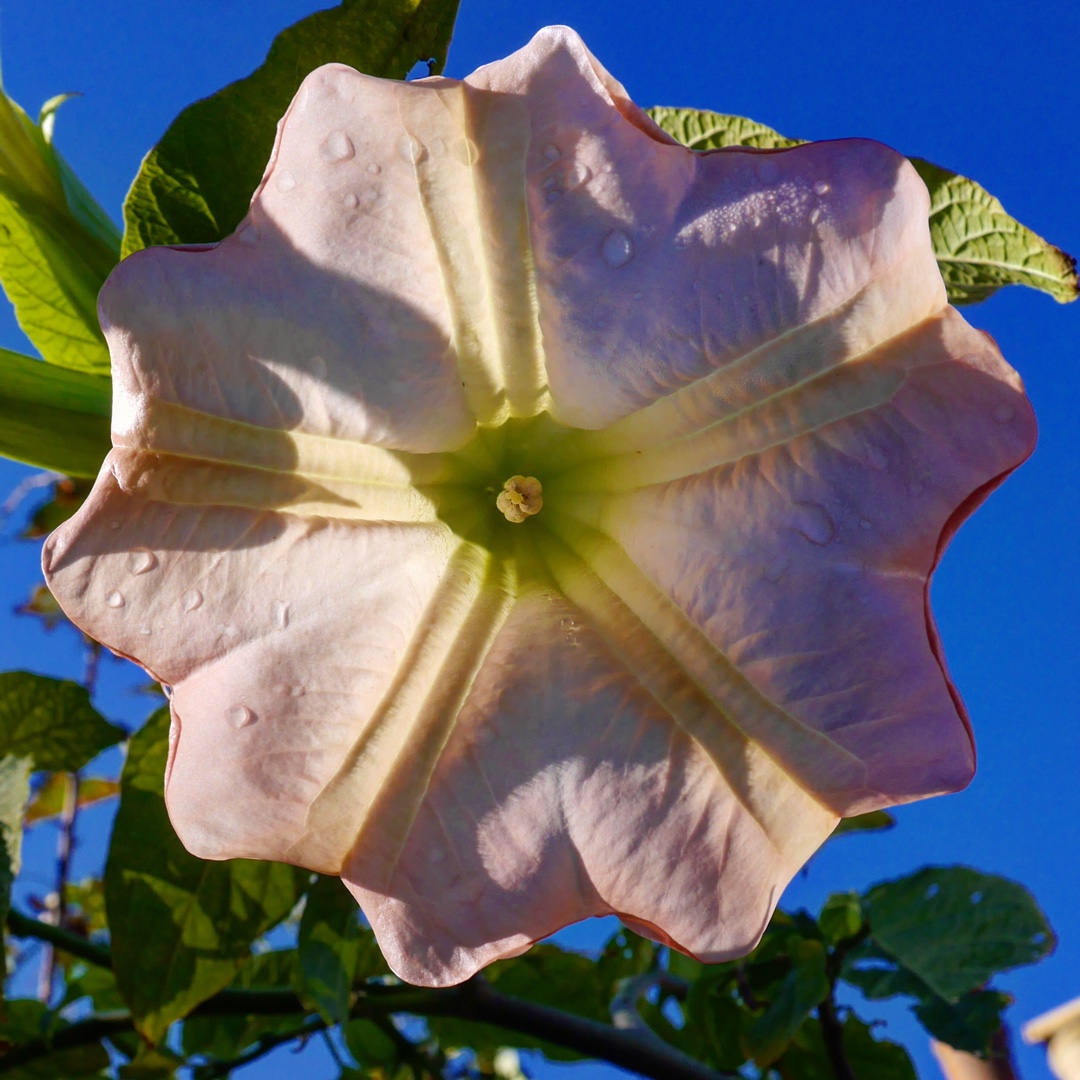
[43,26,1036,987]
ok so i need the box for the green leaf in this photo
[914,989,1010,1055]
[742,939,830,1065]
[0,348,110,476]
[0,754,32,930]
[648,106,1077,305]
[0,85,118,373]
[24,774,118,825]
[679,969,746,1070]
[818,892,863,945]
[342,1018,398,1067]
[297,874,363,1024]
[861,866,1054,1001]
[0,999,110,1078]
[180,949,300,1060]
[117,1045,185,1079]
[911,158,1078,304]
[105,708,304,1043]
[647,106,802,151]
[429,945,609,1063]
[0,672,124,771]
[782,1015,917,1080]
[829,810,896,840]
[122,0,462,255]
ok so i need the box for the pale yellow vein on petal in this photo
[396,83,548,424]
[543,514,869,810]
[286,542,515,875]
[535,525,838,867]
[552,244,944,465]
[549,315,952,494]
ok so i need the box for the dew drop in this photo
[128,548,156,575]
[866,445,890,471]
[276,169,297,192]
[813,180,831,196]
[140,626,153,637]
[565,160,591,190]
[452,137,480,166]
[600,229,634,269]
[109,520,121,530]
[343,192,359,209]
[235,222,258,246]
[427,846,446,864]
[366,162,381,175]
[320,129,355,163]
[106,591,125,609]
[756,157,780,183]
[227,704,256,729]
[859,518,873,531]
[792,501,835,546]
[543,143,561,162]
[182,588,203,612]
[273,683,305,698]
[311,355,328,377]
[396,133,426,165]
[809,207,823,225]
[993,404,1015,423]
[272,600,290,630]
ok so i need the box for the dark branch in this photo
[817,992,856,1080]
[3,908,732,1080]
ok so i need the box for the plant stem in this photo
[817,992,856,1080]
[4,907,732,1080]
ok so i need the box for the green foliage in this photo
[0,999,110,1077]
[829,810,895,840]
[0,84,119,376]
[779,1015,917,1080]
[104,708,305,1043]
[859,865,1054,1001]
[0,347,110,476]
[180,949,301,1061]
[297,874,366,1024]
[121,0,462,256]
[0,754,32,926]
[0,671,123,770]
[912,158,1079,303]
[649,105,1077,305]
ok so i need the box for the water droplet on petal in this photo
[227,704,255,729]
[235,222,258,246]
[859,518,873,531]
[140,626,152,636]
[128,548,156,575]
[276,169,297,192]
[106,591,125,609]
[452,137,480,166]
[600,229,634,268]
[909,480,925,496]
[320,129,354,163]
[427,846,446,864]
[311,355,328,378]
[396,133,426,165]
[792,501,835,546]
[272,600,290,630]
[814,180,831,196]
[993,404,1015,423]
[109,520,121,530]
[543,143,561,162]
[809,207,823,225]
[343,192,359,209]
[866,445,890,470]
[756,157,780,183]
[366,162,381,175]
[565,160,591,190]
[182,588,203,612]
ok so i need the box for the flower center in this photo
[496,475,543,523]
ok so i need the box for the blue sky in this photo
[0,2,1076,1078]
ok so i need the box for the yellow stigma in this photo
[496,475,543,523]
